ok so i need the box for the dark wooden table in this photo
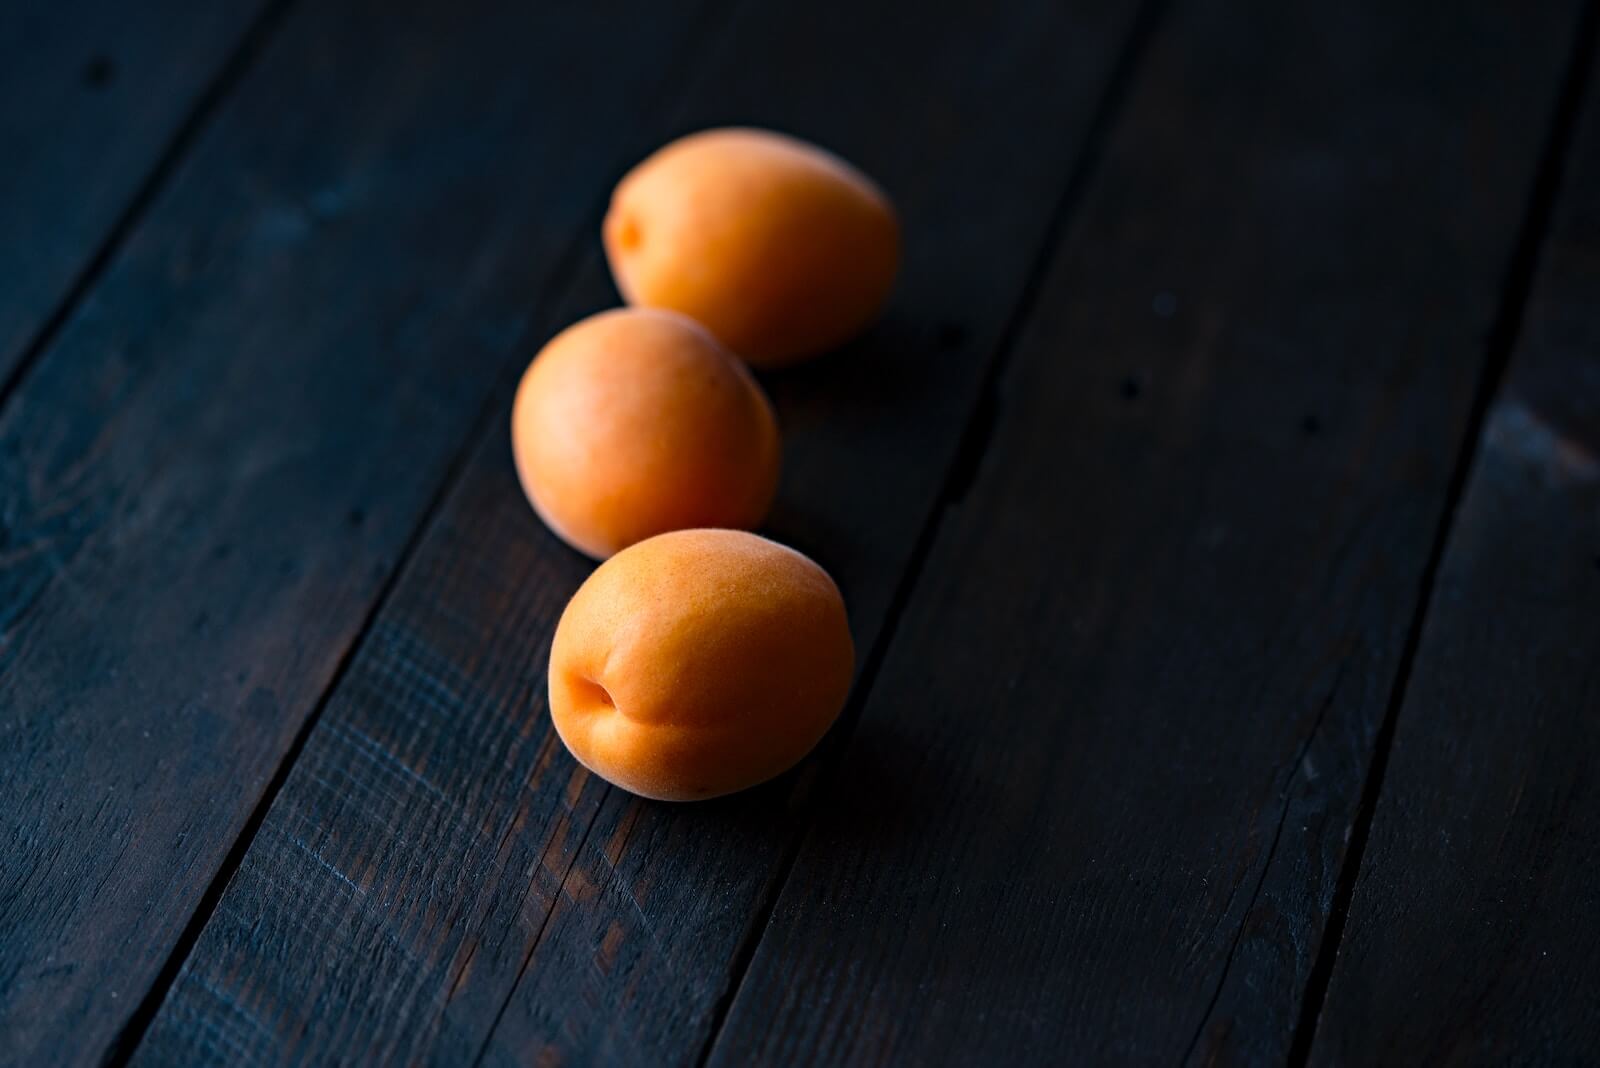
[4,1,1598,1064]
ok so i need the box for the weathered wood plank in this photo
[1307,41,1600,1066]
[132,1,1150,1064]
[703,1,1591,1064]
[0,0,269,386]
[0,1,727,1063]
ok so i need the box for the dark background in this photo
[3,0,1598,1064]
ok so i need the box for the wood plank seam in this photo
[937,0,1167,510]
[695,1,1594,1059]
[1284,4,1600,1062]
[106,1,752,1062]
[464,775,607,1068]
[99,233,546,1068]
[1305,59,1600,1061]
[686,0,1178,1062]
[6,0,764,1059]
[0,0,296,419]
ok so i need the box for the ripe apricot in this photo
[511,308,780,559]
[548,529,854,801]
[603,128,899,368]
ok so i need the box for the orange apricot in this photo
[511,308,780,559]
[548,529,855,801]
[603,127,899,368]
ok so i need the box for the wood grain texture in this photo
[132,1,1149,1064]
[0,0,267,386]
[0,1,725,1063]
[1307,53,1600,1068]
[704,1,1591,1064]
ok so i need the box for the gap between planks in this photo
[100,225,584,1068]
[0,0,296,421]
[1283,3,1600,1063]
[29,6,315,1065]
[688,0,1177,1062]
[96,0,748,1063]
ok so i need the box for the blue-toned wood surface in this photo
[3,2,1597,1065]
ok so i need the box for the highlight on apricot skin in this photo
[511,307,781,559]
[603,127,899,368]
[548,529,855,801]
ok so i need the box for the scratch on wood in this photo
[330,720,448,803]
[283,830,366,897]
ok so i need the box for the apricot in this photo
[548,529,854,801]
[603,127,899,368]
[511,308,780,559]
